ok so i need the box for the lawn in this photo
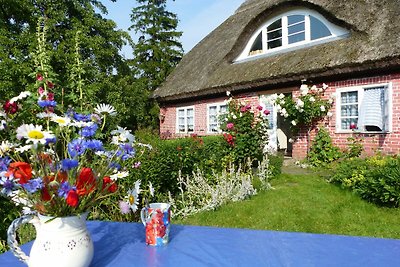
[176,167,400,239]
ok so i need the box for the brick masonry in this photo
[160,73,400,159]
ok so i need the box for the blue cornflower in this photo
[45,137,57,145]
[86,139,103,151]
[80,123,98,137]
[73,113,91,122]
[119,144,136,161]
[61,159,79,171]
[0,177,16,196]
[68,139,87,158]
[0,157,11,172]
[109,162,121,171]
[22,178,43,194]
[38,100,57,108]
[58,181,73,198]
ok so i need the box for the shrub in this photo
[221,93,269,167]
[308,127,342,166]
[343,134,364,159]
[330,155,400,207]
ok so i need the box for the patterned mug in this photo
[140,203,171,246]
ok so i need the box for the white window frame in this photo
[335,83,392,133]
[176,106,195,134]
[235,8,349,62]
[207,102,228,133]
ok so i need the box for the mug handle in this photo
[140,207,147,226]
[7,213,37,264]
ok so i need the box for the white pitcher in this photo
[7,212,94,267]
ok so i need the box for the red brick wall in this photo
[160,73,400,159]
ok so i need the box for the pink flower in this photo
[47,92,54,101]
[36,73,43,81]
[350,123,357,130]
[263,109,270,116]
[240,106,247,112]
[119,201,130,214]
[3,100,18,114]
[226,122,234,130]
[134,162,141,168]
[38,87,44,95]
[256,105,263,111]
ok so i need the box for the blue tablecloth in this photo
[1,221,400,266]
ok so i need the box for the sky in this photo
[103,0,246,57]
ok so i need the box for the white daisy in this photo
[36,112,55,119]
[111,126,135,144]
[95,103,117,116]
[10,91,31,103]
[0,141,15,156]
[16,124,55,145]
[15,145,33,153]
[126,187,140,212]
[51,116,71,127]
[70,120,93,128]
[110,171,129,181]
[0,120,6,130]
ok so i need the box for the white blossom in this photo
[327,112,333,117]
[291,120,297,126]
[320,105,326,112]
[323,83,329,90]
[309,96,315,102]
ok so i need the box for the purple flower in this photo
[38,100,57,108]
[119,201,130,214]
[61,159,79,171]
[1,178,17,195]
[80,123,98,137]
[109,162,121,170]
[68,139,87,158]
[45,137,57,145]
[118,144,135,160]
[22,178,43,193]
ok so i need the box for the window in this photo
[336,84,391,132]
[176,106,194,133]
[208,103,228,133]
[236,8,349,61]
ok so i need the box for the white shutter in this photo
[359,86,386,131]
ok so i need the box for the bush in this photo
[330,155,400,207]
[308,127,342,166]
[268,153,284,178]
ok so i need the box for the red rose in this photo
[76,167,96,196]
[6,162,32,184]
[102,176,118,193]
[66,190,79,207]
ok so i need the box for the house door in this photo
[259,95,277,152]
[259,94,292,155]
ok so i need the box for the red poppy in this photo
[41,187,51,201]
[102,176,117,193]
[6,162,32,184]
[76,167,96,196]
[66,190,79,207]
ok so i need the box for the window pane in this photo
[187,108,194,116]
[267,29,282,40]
[341,91,358,104]
[209,115,217,124]
[249,32,263,53]
[210,124,218,132]
[267,39,282,49]
[187,117,193,125]
[341,118,358,130]
[178,109,184,117]
[209,106,217,115]
[267,19,281,32]
[288,32,305,44]
[310,16,331,40]
[178,125,185,132]
[288,15,305,25]
[288,22,305,35]
[178,118,185,124]
[220,105,228,113]
[187,125,194,132]
[341,105,358,116]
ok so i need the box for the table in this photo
[1,221,400,266]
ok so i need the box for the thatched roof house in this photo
[155,0,400,159]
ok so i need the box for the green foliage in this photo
[330,155,400,207]
[343,134,364,159]
[268,153,284,178]
[221,95,269,167]
[129,0,183,129]
[307,127,342,166]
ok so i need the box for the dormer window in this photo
[236,8,349,61]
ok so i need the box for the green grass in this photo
[176,172,400,239]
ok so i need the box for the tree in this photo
[130,0,183,128]
[0,0,132,115]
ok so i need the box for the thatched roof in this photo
[154,0,400,103]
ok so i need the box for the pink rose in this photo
[226,122,234,130]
